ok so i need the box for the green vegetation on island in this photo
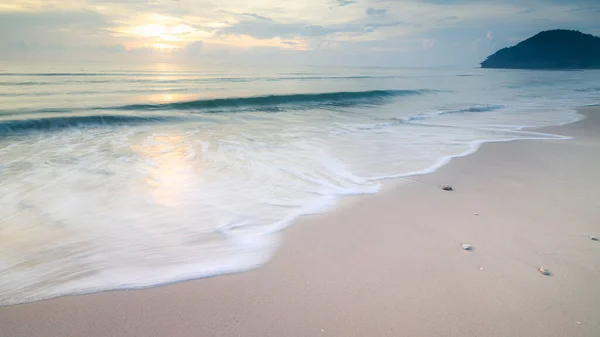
[481,30,600,69]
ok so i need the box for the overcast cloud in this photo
[0,0,598,66]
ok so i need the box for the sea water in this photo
[1,63,599,306]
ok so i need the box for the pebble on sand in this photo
[538,267,550,276]
[461,243,473,251]
[440,184,454,191]
[591,236,599,241]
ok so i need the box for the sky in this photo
[1,0,599,67]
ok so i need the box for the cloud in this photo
[0,10,111,35]
[421,38,436,50]
[240,13,273,21]
[364,21,403,30]
[183,41,203,55]
[90,44,127,53]
[366,8,387,16]
[471,30,496,55]
[219,20,334,39]
[564,6,600,13]
[335,0,356,7]
[0,9,115,54]
[1,0,599,66]
[436,16,460,23]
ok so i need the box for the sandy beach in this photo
[1,107,599,337]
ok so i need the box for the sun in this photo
[133,24,167,38]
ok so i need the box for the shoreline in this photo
[0,108,583,308]
[1,107,599,336]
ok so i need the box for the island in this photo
[480,29,600,69]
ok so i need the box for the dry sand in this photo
[1,107,599,337]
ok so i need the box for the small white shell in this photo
[538,267,550,276]
[461,243,473,251]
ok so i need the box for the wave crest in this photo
[108,90,430,112]
[0,115,175,136]
[440,104,507,115]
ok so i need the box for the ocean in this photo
[1,63,599,306]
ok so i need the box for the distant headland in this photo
[481,29,600,69]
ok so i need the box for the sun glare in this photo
[151,43,175,50]
[130,23,195,42]
[134,24,167,38]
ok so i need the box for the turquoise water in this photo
[1,63,599,305]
